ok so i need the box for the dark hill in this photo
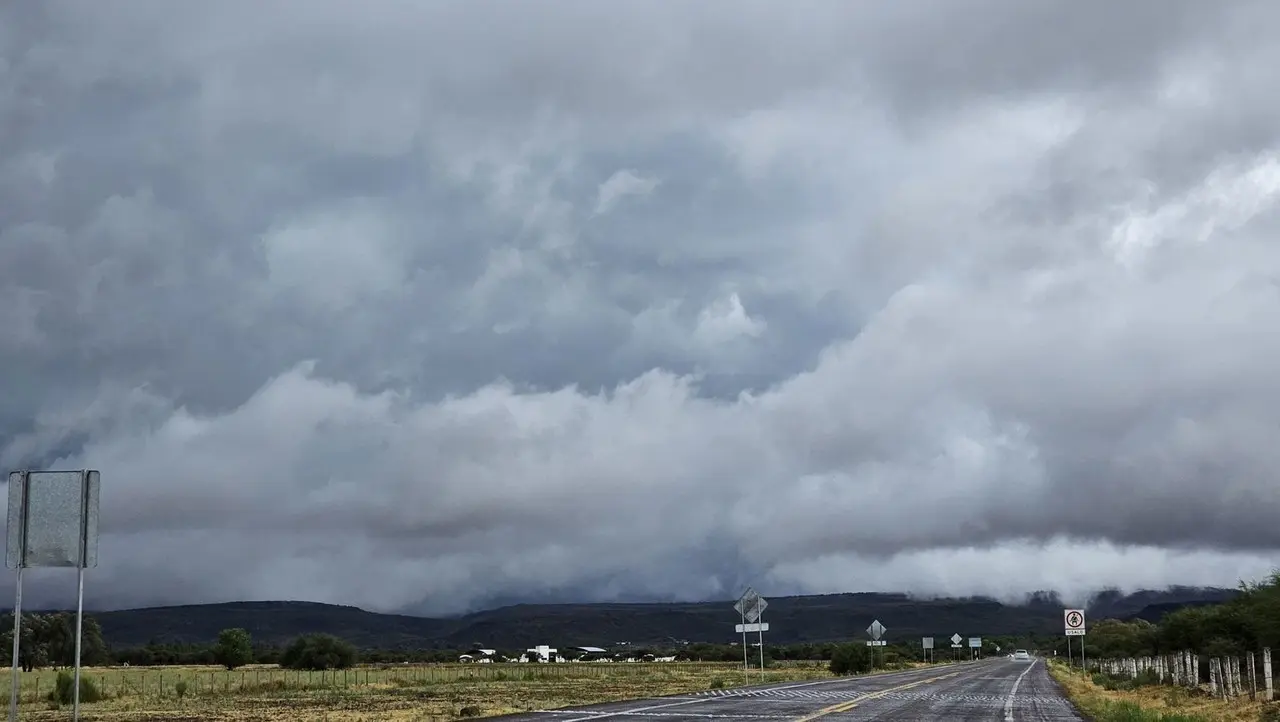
[93,601,451,650]
[1087,586,1238,620]
[83,587,1237,650]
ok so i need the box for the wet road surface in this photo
[492,658,1083,721]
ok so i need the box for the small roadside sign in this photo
[735,588,766,623]
[1064,609,1086,636]
[922,637,934,649]
[867,620,886,641]
[735,623,769,634]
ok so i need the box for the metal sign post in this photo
[734,592,749,679]
[734,588,767,679]
[950,633,963,662]
[6,470,101,722]
[866,620,886,668]
[754,597,767,679]
[1064,609,1086,670]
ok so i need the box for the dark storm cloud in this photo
[2,0,1280,614]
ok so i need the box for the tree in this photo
[213,628,254,670]
[279,634,357,670]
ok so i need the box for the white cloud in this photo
[594,169,660,216]
[262,201,407,312]
[694,293,766,346]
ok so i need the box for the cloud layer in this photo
[3,0,1280,614]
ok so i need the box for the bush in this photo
[279,633,357,670]
[46,671,102,705]
[1091,670,1163,692]
[829,644,872,676]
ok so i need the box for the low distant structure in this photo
[569,646,609,662]
[454,643,681,664]
[523,645,563,663]
[458,648,497,663]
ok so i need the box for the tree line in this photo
[0,612,109,671]
[1042,572,1280,660]
[0,615,358,672]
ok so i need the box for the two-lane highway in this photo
[494,659,1083,721]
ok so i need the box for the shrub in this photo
[46,671,102,705]
[829,644,872,676]
[279,633,357,670]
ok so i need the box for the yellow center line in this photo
[791,670,965,722]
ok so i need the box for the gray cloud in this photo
[2,1,1280,615]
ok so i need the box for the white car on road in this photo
[1013,649,1030,661]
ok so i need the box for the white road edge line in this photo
[560,664,969,722]
[1004,659,1038,722]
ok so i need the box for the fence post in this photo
[1209,658,1219,698]
[1265,649,1274,702]
[1248,652,1257,700]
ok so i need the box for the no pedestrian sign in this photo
[1064,608,1086,636]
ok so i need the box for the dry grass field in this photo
[0,661,835,721]
[1048,660,1280,722]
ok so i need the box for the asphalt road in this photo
[492,658,1084,722]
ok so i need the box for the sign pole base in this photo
[8,565,22,722]
[73,564,85,721]
[757,623,764,680]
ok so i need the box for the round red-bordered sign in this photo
[1065,611,1084,628]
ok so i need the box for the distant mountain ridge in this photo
[74,587,1237,650]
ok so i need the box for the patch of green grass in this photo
[1090,700,1207,722]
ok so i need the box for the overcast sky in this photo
[3,0,1280,616]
